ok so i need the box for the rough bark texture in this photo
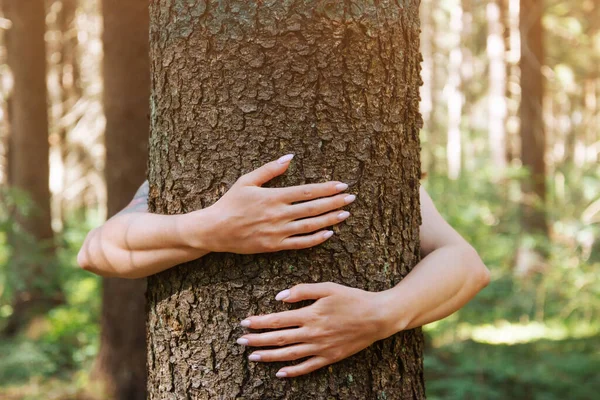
[147,1,424,399]
[4,0,58,335]
[93,0,150,398]
[519,0,547,235]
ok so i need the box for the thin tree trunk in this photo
[487,0,508,171]
[420,0,440,176]
[92,1,150,398]
[447,1,463,180]
[147,1,425,399]
[3,0,60,336]
[519,0,547,236]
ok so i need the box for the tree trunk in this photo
[446,0,463,180]
[92,0,150,398]
[146,1,425,399]
[3,0,60,336]
[519,0,547,236]
[487,0,508,171]
[147,0,425,399]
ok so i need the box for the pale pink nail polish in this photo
[275,289,291,301]
[276,371,288,378]
[249,354,261,361]
[240,319,251,327]
[344,195,356,204]
[278,154,295,164]
[335,183,349,191]
[338,211,350,220]
[323,231,334,239]
[237,338,249,346]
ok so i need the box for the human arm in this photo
[77,155,356,279]
[237,186,490,378]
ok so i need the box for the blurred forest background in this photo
[0,0,598,399]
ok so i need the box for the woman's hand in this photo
[236,282,393,378]
[200,154,356,254]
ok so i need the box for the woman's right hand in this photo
[199,154,356,254]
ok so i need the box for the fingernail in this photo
[344,195,356,204]
[237,338,249,346]
[278,154,294,164]
[335,183,349,191]
[241,319,251,327]
[249,354,262,362]
[337,211,350,221]
[323,231,334,239]
[275,289,291,301]
[276,371,288,378]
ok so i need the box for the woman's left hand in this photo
[236,282,396,378]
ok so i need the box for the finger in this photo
[241,309,307,330]
[278,230,334,251]
[275,282,337,303]
[237,327,309,348]
[276,356,330,378]
[239,154,294,186]
[275,181,349,203]
[248,344,318,363]
[285,210,350,236]
[286,193,356,219]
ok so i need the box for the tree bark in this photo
[519,0,547,235]
[147,1,425,399]
[92,0,150,398]
[3,0,59,336]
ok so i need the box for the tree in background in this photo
[146,0,424,398]
[519,0,548,237]
[91,0,149,398]
[487,0,508,171]
[2,0,61,336]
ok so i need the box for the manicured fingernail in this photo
[276,371,288,378]
[241,319,251,327]
[338,211,350,221]
[275,289,291,301]
[335,183,349,191]
[278,154,295,164]
[237,338,249,346]
[249,354,262,361]
[323,231,334,239]
[344,194,356,204]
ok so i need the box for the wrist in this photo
[177,207,219,253]
[375,288,411,337]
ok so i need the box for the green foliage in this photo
[425,337,600,400]
[424,165,600,399]
[0,208,101,388]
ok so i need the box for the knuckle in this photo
[305,203,317,215]
[261,239,277,252]
[333,349,345,361]
[270,317,282,327]
[275,335,287,347]
[287,349,300,359]
[301,220,317,232]
[303,189,313,198]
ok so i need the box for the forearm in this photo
[379,244,490,334]
[78,209,212,279]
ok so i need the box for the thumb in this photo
[239,154,294,186]
[275,282,337,303]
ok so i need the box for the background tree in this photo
[2,0,60,336]
[519,0,548,238]
[146,0,424,398]
[91,0,149,398]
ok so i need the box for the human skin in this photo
[78,154,490,378]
